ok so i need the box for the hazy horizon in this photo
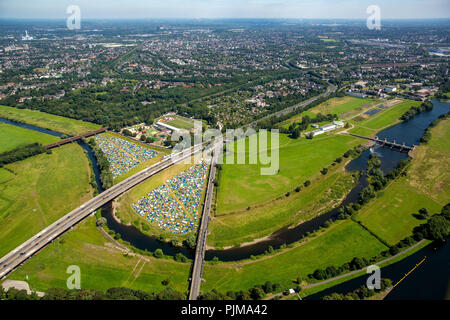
[1,0,449,20]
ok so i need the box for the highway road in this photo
[0,143,206,280]
[188,152,217,300]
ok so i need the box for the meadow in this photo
[0,123,59,153]
[216,132,361,214]
[8,217,191,293]
[356,118,449,245]
[280,96,376,128]
[349,100,420,136]
[0,105,101,135]
[202,220,387,292]
[209,161,356,248]
[0,144,93,257]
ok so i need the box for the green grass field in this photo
[202,220,387,292]
[209,163,356,248]
[8,217,191,293]
[349,100,420,136]
[356,118,449,245]
[0,123,59,153]
[280,96,376,128]
[166,118,195,130]
[0,105,101,135]
[216,133,361,214]
[0,144,93,257]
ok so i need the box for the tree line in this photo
[0,143,48,167]
[0,286,185,301]
[87,138,113,190]
[323,278,392,300]
[420,111,450,144]
[400,101,433,121]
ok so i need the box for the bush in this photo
[154,249,164,258]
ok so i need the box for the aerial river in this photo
[1,99,448,299]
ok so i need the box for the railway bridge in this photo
[45,128,108,149]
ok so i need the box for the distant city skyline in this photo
[1,0,450,20]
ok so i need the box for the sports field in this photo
[0,123,59,153]
[165,116,195,130]
[8,217,191,293]
[356,118,449,245]
[202,220,388,292]
[0,144,93,257]
[0,105,101,135]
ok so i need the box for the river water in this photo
[1,99,449,298]
[305,239,450,300]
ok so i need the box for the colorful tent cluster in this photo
[131,163,208,235]
[167,162,208,217]
[94,135,158,178]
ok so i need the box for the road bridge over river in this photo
[0,144,206,280]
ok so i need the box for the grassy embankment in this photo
[0,104,101,135]
[297,117,449,298]
[355,117,450,245]
[349,100,421,136]
[202,220,388,292]
[7,217,191,293]
[0,144,93,257]
[0,123,59,153]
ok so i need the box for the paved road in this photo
[188,153,217,300]
[0,144,206,280]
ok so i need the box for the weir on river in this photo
[348,133,415,152]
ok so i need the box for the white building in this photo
[320,124,337,132]
[155,121,181,132]
[333,120,345,127]
[22,30,34,41]
[384,86,397,93]
[309,129,325,137]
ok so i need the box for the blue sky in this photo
[1,0,449,19]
